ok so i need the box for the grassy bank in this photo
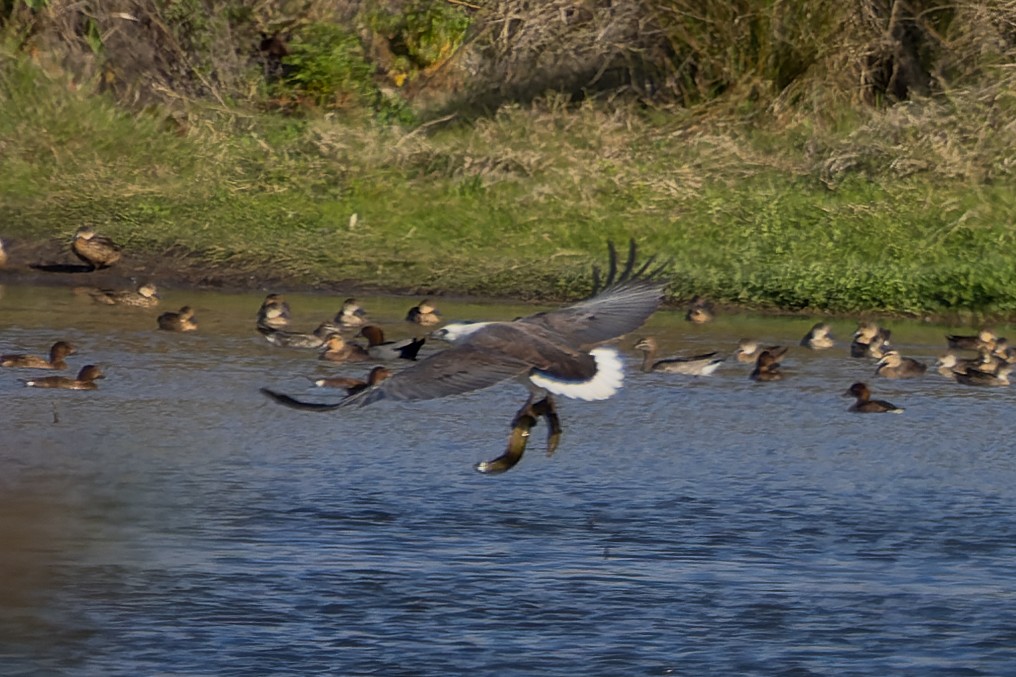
[3,52,1016,317]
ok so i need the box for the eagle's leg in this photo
[530,395,561,456]
[473,395,544,474]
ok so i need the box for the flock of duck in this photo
[2,233,1012,471]
[637,317,1015,413]
[0,227,441,391]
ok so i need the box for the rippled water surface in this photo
[2,284,1016,675]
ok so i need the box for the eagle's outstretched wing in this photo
[519,240,669,348]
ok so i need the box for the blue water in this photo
[2,285,1015,675]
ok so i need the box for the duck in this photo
[71,226,122,270]
[735,339,787,364]
[1,341,77,370]
[256,293,291,331]
[359,325,426,361]
[946,328,996,352]
[21,364,104,390]
[406,299,441,326]
[157,306,198,332]
[262,323,340,349]
[800,322,835,350]
[991,337,1016,364]
[844,382,904,413]
[0,237,7,267]
[938,349,1003,379]
[262,240,667,474]
[85,283,159,308]
[633,336,723,375]
[685,296,714,324]
[334,298,367,329]
[936,352,972,379]
[874,350,927,379]
[319,334,371,363]
[749,350,784,381]
[954,364,1012,387]
[850,322,891,358]
[314,366,392,394]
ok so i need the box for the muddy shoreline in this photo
[0,237,420,298]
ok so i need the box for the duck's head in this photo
[340,298,366,317]
[359,325,385,345]
[51,341,77,358]
[74,226,95,240]
[78,365,105,381]
[876,350,901,368]
[323,335,346,350]
[368,366,393,385]
[844,382,869,398]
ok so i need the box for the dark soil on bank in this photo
[0,237,422,298]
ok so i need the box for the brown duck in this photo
[158,306,198,332]
[86,283,159,308]
[749,350,784,382]
[314,366,393,394]
[1,341,76,370]
[359,325,426,361]
[874,351,927,379]
[72,226,122,270]
[406,299,441,326]
[21,364,105,390]
[319,334,371,363]
[633,336,723,375]
[845,382,904,413]
[256,293,291,331]
[800,322,835,350]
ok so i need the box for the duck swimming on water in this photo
[314,366,392,394]
[749,350,784,382]
[800,322,835,350]
[874,351,927,379]
[319,334,371,363]
[406,299,441,326]
[1,341,76,370]
[946,328,996,352]
[850,322,891,359]
[21,365,105,390]
[845,382,904,413]
[262,240,668,474]
[358,325,426,361]
[954,364,1012,387]
[85,283,159,308]
[735,339,787,365]
[334,298,367,329]
[937,349,1002,380]
[158,306,198,332]
[685,296,714,324]
[633,336,723,376]
[256,293,291,331]
[261,323,339,349]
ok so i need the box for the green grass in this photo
[3,56,1016,317]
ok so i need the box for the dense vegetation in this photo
[2,1,1015,317]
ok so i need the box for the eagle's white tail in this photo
[529,347,624,401]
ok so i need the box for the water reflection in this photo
[2,284,1016,674]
